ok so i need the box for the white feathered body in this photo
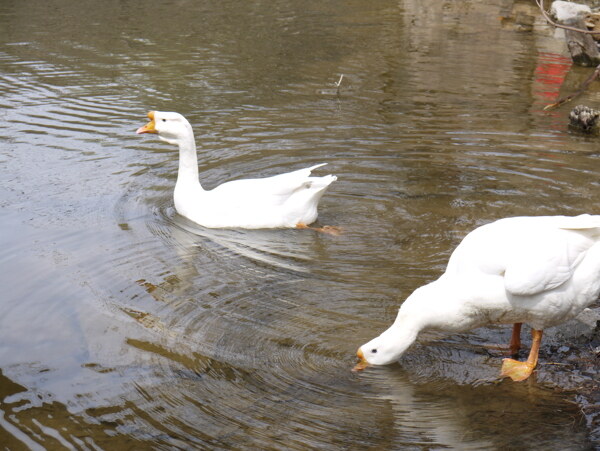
[403,214,600,333]
[174,163,336,229]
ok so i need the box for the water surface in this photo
[1,0,599,448]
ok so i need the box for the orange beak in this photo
[352,348,369,372]
[136,111,157,134]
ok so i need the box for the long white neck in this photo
[395,278,478,333]
[383,318,420,357]
[175,133,204,191]
[375,285,436,359]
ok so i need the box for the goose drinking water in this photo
[355,214,600,381]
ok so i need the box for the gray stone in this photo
[546,307,600,343]
[551,1,592,22]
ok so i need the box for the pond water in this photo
[1,0,599,448]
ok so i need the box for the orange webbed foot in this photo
[317,225,342,236]
[500,358,535,382]
[296,223,343,235]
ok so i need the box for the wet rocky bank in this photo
[545,306,600,446]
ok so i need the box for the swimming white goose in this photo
[354,214,600,381]
[136,111,337,230]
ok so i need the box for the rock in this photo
[551,1,591,22]
[569,105,600,132]
[546,307,600,343]
[549,2,600,66]
[564,16,600,66]
[584,12,600,42]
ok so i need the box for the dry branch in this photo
[544,63,600,110]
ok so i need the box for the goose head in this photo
[136,111,194,146]
[353,284,437,371]
[354,326,419,370]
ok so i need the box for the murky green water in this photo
[1,0,599,448]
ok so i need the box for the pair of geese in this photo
[137,111,600,382]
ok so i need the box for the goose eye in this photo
[162,119,166,122]
[371,349,377,354]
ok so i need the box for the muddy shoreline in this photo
[544,306,600,446]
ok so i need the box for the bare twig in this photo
[536,0,600,34]
[334,74,344,88]
[544,63,600,110]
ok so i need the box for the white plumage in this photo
[137,111,336,229]
[355,214,600,381]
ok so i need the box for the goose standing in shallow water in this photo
[355,214,600,381]
[137,111,337,231]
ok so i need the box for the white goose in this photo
[136,111,337,230]
[355,214,600,381]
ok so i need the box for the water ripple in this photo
[1,0,598,448]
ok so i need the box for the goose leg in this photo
[296,223,342,236]
[481,322,522,355]
[500,329,543,382]
[509,322,522,356]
